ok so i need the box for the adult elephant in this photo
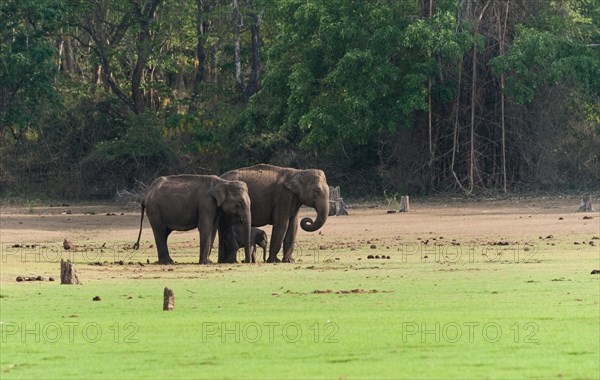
[218,164,329,263]
[133,175,252,264]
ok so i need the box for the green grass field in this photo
[1,238,599,379]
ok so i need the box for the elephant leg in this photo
[218,227,226,263]
[282,217,298,263]
[211,218,219,253]
[224,239,239,264]
[229,236,240,263]
[267,220,288,263]
[250,245,256,263]
[198,222,214,265]
[221,227,238,264]
[217,221,231,264]
[151,224,174,264]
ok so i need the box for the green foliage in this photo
[403,7,472,62]
[163,110,231,156]
[93,132,172,166]
[2,0,600,197]
[0,0,67,139]
[491,0,600,105]
[490,25,600,104]
[383,190,400,212]
[88,114,175,166]
[248,0,475,156]
[249,0,417,150]
[80,113,176,196]
[24,198,39,214]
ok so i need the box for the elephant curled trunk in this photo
[300,195,329,232]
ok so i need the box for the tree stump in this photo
[578,195,595,212]
[399,196,410,212]
[329,186,349,216]
[60,259,80,285]
[163,287,174,311]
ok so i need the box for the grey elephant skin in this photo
[219,164,330,263]
[133,175,252,264]
[222,225,267,263]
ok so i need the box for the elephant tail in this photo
[133,201,145,250]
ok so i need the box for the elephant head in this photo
[210,180,253,263]
[285,169,330,232]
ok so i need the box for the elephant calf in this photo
[221,225,267,263]
[133,175,252,264]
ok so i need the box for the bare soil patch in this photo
[1,195,598,265]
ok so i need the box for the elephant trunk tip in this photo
[300,197,328,232]
[300,216,323,232]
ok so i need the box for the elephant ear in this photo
[284,172,305,196]
[210,183,227,207]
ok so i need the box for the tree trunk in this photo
[578,195,594,212]
[428,78,433,163]
[84,1,135,110]
[468,1,491,193]
[232,0,244,95]
[245,5,262,101]
[497,0,509,193]
[60,259,81,285]
[63,34,76,76]
[328,186,348,216]
[451,56,467,192]
[163,287,174,310]
[93,65,102,86]
[191,0,209,107]
[56,37,64,82]
[131,0,161,114]
[400,196,410,212]
[427,0,434,169]
[468,45,477,193]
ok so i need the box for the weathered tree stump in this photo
[163,287,174,311]
[60,259,80,285]
[331,199,349,216]
[400,196,410,212]
[329,186,349,216]
[578,195,595,212]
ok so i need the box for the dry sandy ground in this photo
[1,196,598,284]
[1,196,598,247]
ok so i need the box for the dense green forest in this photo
[1,0,599,199]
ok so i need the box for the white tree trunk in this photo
[232,0,243,91]
[578,195,594,212]
[329,186,348,216]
